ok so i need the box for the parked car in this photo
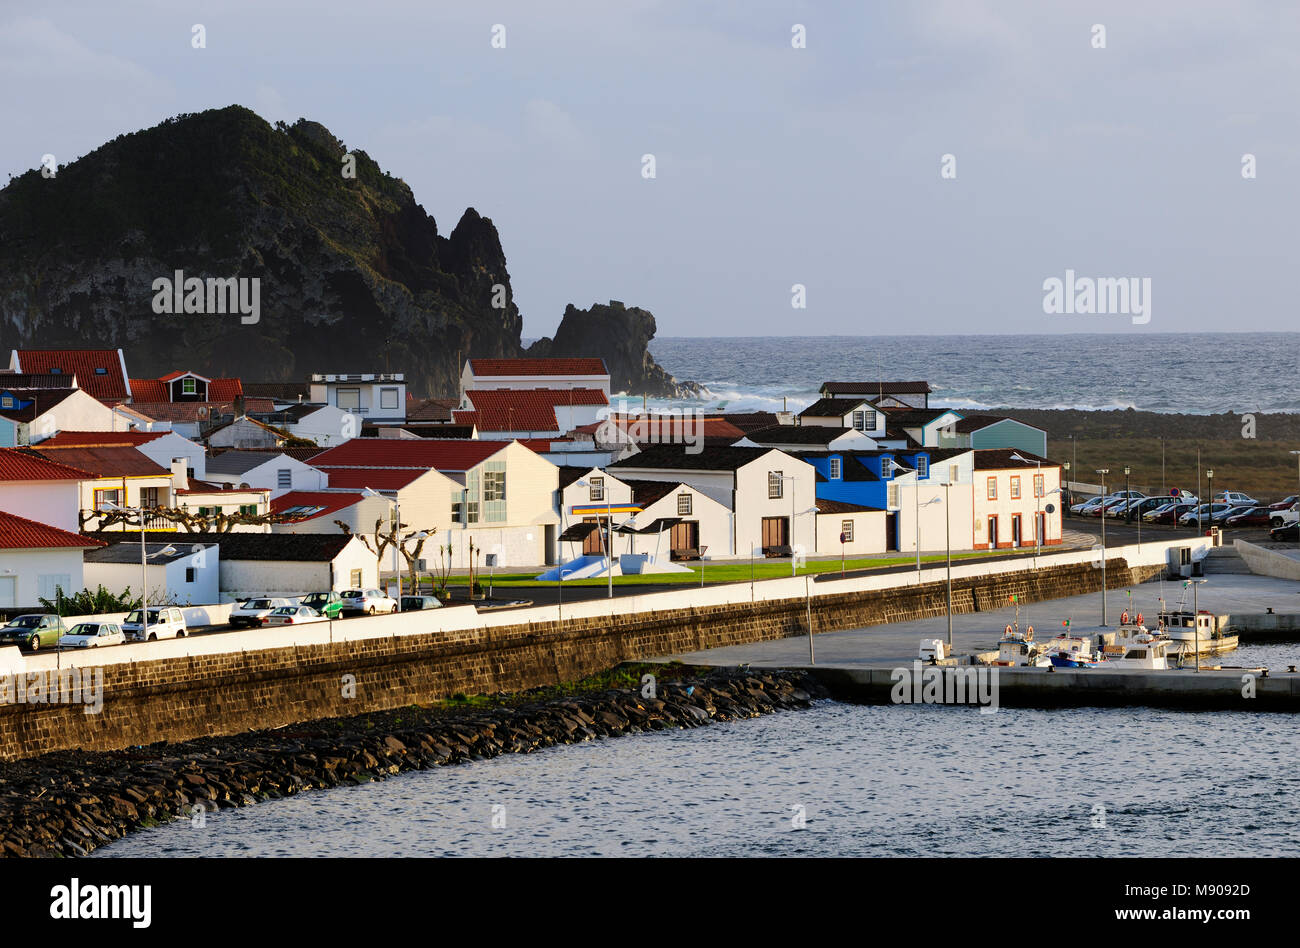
[1108,497,1167,519]
[1268,495,1300,511]
[262,605,327,626]
[229,597,294,628]
[1270,502,1300,528]
[1215,491,1258,507]
[58,622,126,649]
[1071,497,1106,515]
[0,613,66,651]
[1224,506,1273,527]
[1212,504,1255,525]
[299,591,345,619]
[1091,498,1129,517]
[122,605,188,642]
[400,595,444,611]
[1147,502,1197,524]
[1106,490,1147,501]
[340,589,398,615]
[1179,503,1233,526]
[1270,522,1299,542]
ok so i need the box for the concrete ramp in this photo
[535,555,610,582]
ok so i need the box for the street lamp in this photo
[1096,469,1109,625]
[103,501,148,640]
[938,481,954,647]
[1123,465,1132,523]
[576,479,615,599]
[1062,461,1071,513]
[1206,469,1214,535]
[1185,578,1207,672]
[362,487,404,610]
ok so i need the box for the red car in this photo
[1269,495,1300,511]
[1147,502,1197,524]
[1224,506,1272,527]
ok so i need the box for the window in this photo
[37,575,71,601]
[841,519,854,542]
[887,483,900,508]
[451,492,464,522]
[182,377,197,394]
[94,488,122,511]
[1011,476,1021,499]
[239,504,257,516]
[94,367,107,375]
[337,387,361,411]
[949,464,959,485]
[0,396,11,409]
[140,487,160,508]
[185,567,196,583]
[851,410,867,430]
[881,458,894,480]
[829,458,841,480]
[588,476,604,501]
[1034,473,1045,498]
[277,468,292,489]
[350,569,363,587]
[987,477,998,500]
[380,387,399,410]
[916,456,928,478]
[484,469,506,501]
[49,368,61,375]
[769,471,783,499]
[677,493,693,516]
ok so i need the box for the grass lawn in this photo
[443,547,1037,587]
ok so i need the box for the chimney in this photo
[170,457,189,491]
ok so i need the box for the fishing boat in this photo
[992,625,1052,667]
[1157,608,1238,658]
[1102,632,1176,670]
[1045,633,1102,668]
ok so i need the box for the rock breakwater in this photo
[0,667,826,857]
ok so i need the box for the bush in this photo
[39,585,142,616]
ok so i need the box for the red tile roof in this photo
[311,438,508,473]
[468,358,608,377]
[0,447,90,481]
[454,388,608,432]
[30,445,169,477]
[406,396,458,422]
[317,468,430,490]
[0,510,104,550]
[39,430,172,448]
[130,373,244,402]
[12,350,128,401]
[271,490,367,522]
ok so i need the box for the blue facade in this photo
[805,450,935,510]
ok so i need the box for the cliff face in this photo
[528,301,700,398]
[0,106,697,399]
[0,107,521,396]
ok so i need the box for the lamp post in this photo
[941,481,953,647]
[778,474,801,577]
[1062,461,1071,514]
[1096,469,1109,625]
[362,487,403,609]
[1206,469,1214,535]
[104,501,149,640]
[1123,465,1131,523]
[1186,578,1207,672]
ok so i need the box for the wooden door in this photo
[582,516,603,555]
[670,521,698,554]
[761,516,788,550]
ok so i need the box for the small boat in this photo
[1045,633,1102,668]
[993,625,1051,667]
[1158,609,1238,658]
[1103,632,1176,670]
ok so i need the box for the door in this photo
[1035,511,1046,544]
[0,576,13,608]
[670,521,699,557]
[886,512,899,551]
[988,515,999,548]
[582,516,603,555]
[1011,514,1022,546]
[761,516,788,551]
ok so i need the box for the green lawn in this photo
[443,548,1036,588]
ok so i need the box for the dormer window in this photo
[829,458,841,479]
[916,456,928,478]
[851,410,867,430]
[183,378,197,395]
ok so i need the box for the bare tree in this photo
[82,504,296,534]
[335,518,437,600]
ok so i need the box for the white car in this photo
[339,588,398,615]
[1216,491,1258,507]
[122,605,188,642]
[59,621,126,649]
[262,605,327,626]
[229,597,294,628]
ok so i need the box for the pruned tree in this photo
[81,504,296,534]
[335,518,437,601]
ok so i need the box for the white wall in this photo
[630,484,734,559]
[734,450,817,559]
[135,432,207,481]
[0,481,81,532]
[27,390,128,442]
[0,549,87,608]
[816,509,886,556]
[973,464,1063,549]
[207,456,328,497]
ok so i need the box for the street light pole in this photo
[944,480,953,648]
[1096,469,1109,626]
[1206,469,1214,536]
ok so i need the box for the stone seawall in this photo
[0,557,1161,761]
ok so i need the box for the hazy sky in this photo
[3,1,1298,338]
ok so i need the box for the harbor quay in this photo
[659,571,1300,710]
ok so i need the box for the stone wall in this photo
[0,557,1161,760]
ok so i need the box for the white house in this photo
[797,398,888,439]
[270,490,393,537]
[83,540,220,607]
[206,416,292,451]
[205,450,328,498]
[205,533,379,601]
[0,447,88,532]
[608,445,818,559]
[971,449,1063,550]
[462,357,610,398]
[308,374,407,422]
[38,429,207,481]
[452,388,608,439]
[0,510,103,608]
[28,444,175,532]
[0,388,136,444]
[736,425,878,453]
[813,499,887,557]
[819,381,933,410]
[255,403,356,448]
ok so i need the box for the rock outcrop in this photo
[527,300,702,398]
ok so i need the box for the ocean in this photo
[644,332,1300,416]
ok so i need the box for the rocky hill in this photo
[0,106,694,397]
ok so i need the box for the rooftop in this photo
[467,357,608,377]
[271,490,368,522]
[0,448,90,482]
[609,444,775,473]
[821,381,932,396]
[29,445,167,477]
[311,438,508,473]
[11,349,129,402]
[0,510,105,550]
[90,531,357,562]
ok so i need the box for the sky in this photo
[2,1,1298,339]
